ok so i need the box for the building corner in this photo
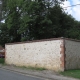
[60,38,65,71]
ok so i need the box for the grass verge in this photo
[0,58,5,64]
[16,66,46,71]
[0,59,46,71]
[60,69,80,79]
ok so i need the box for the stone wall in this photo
[5,39,64,71]
[65,39,80,70]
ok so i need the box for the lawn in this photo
[60,69,80,79]
[0,58,5,64]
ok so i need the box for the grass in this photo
[60,69,80,79]
[0,58,5,64]
[0,58,46,71]
[16,66,46,71]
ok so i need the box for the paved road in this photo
[0,68,49,80]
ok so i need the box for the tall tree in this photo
[1,0,80,47]
[19,0,53,40]
[3,0,22,42]
[18,0,65,41]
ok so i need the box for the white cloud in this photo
[61,0,80,21]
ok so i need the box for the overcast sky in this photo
[61,0,80,21]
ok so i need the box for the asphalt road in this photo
[0,68,49,80]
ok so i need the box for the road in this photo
[0,68,50,80]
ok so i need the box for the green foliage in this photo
[19,0,54,40]
[0,0,80,46]
[4,0,21,42]
[0,23,10,46]
[0,58,5,64]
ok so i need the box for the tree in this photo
[19,0,54,40]
[0,23,10,46]
[18,0,66,41]
[1,0,80,47]
[3,0,22,42]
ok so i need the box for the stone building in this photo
[5,38,80,71]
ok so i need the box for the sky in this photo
[61,0,80,21]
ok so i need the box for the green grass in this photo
[60,69,80,79]
[0,58,46,71]
[0,58,5,64]
[16,66,46,71]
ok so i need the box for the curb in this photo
[0,65,79,80]
[0,65,57,80]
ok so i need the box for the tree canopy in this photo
[0,0,80,46]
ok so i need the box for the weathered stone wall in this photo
[5,39,64,71]
[65,39,80,70]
